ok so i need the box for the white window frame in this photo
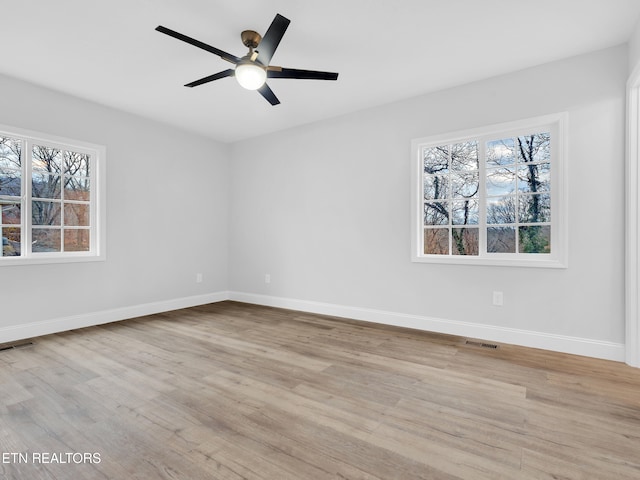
[411,113,568,268]
[0,124,106,266]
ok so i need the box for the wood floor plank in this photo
[1,301,640,479]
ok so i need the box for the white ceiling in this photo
[2,1,640,143]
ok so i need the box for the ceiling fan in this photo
[155,13,339,105]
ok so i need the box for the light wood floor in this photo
[1,301,640,479]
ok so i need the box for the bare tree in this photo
[0,136,21,197]
[423,142,479,255]
[32,146,62,226]
[517,133,550,253]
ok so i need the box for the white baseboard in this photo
[0,291,230,344]
[1,290,625,363]
[229,291,626,363]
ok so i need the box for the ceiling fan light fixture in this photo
[156,13,338,105]
[235,61,267,90]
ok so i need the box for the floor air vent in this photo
[465,340,499,349]
[0,341,34,352]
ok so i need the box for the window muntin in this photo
[423,141,479,256]
[485,132,551,254]
[0,126,104,264]
[412,114,567,268]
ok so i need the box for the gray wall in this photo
[229,45,627,349]
[0,74,229,332]
[629,16,640,72]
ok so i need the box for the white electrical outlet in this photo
[265,274,271,284]
[492,291,503,306]
[196,273,203,283]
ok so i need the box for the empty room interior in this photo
[2,1,640,479]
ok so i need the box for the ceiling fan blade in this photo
[185,69,235,87]
[256,14,290,66]
[258,83,281,105]
[267,68,339,81]
[156,26,240,64]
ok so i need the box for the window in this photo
[0,125,105,265]
[411,113,567,267]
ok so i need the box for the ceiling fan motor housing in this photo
[241,30,262,49]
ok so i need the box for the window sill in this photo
[411,254,567,268]
[0,254,106,267]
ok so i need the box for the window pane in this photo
[64,151,90,177]
[519,225,551,253]
[451,172,479,198]
[487,138,515,166]
[32,173,61,199]
[32,145,62,174]
[424,202,449,225]
[517,133,550,163]
[32,200,61,225]
[1,227,20,256]
[486,167,516,196]
[452,228,478,255]
[518,163,550,193]
[32,228,61,252]
[0,168,21,196]
[424,175,448,200]
[452,199,478,225]
[424,228,449,254]
[487,196,516,224]
[64,229,90,252]
[487,227,516,253]
[64,203,89,226]
[518,193,550,223]
[0,136,21,169]
[64,176,90,201]
[1,202,20,224]
[423,146,449,174]
[450,141,478,171]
